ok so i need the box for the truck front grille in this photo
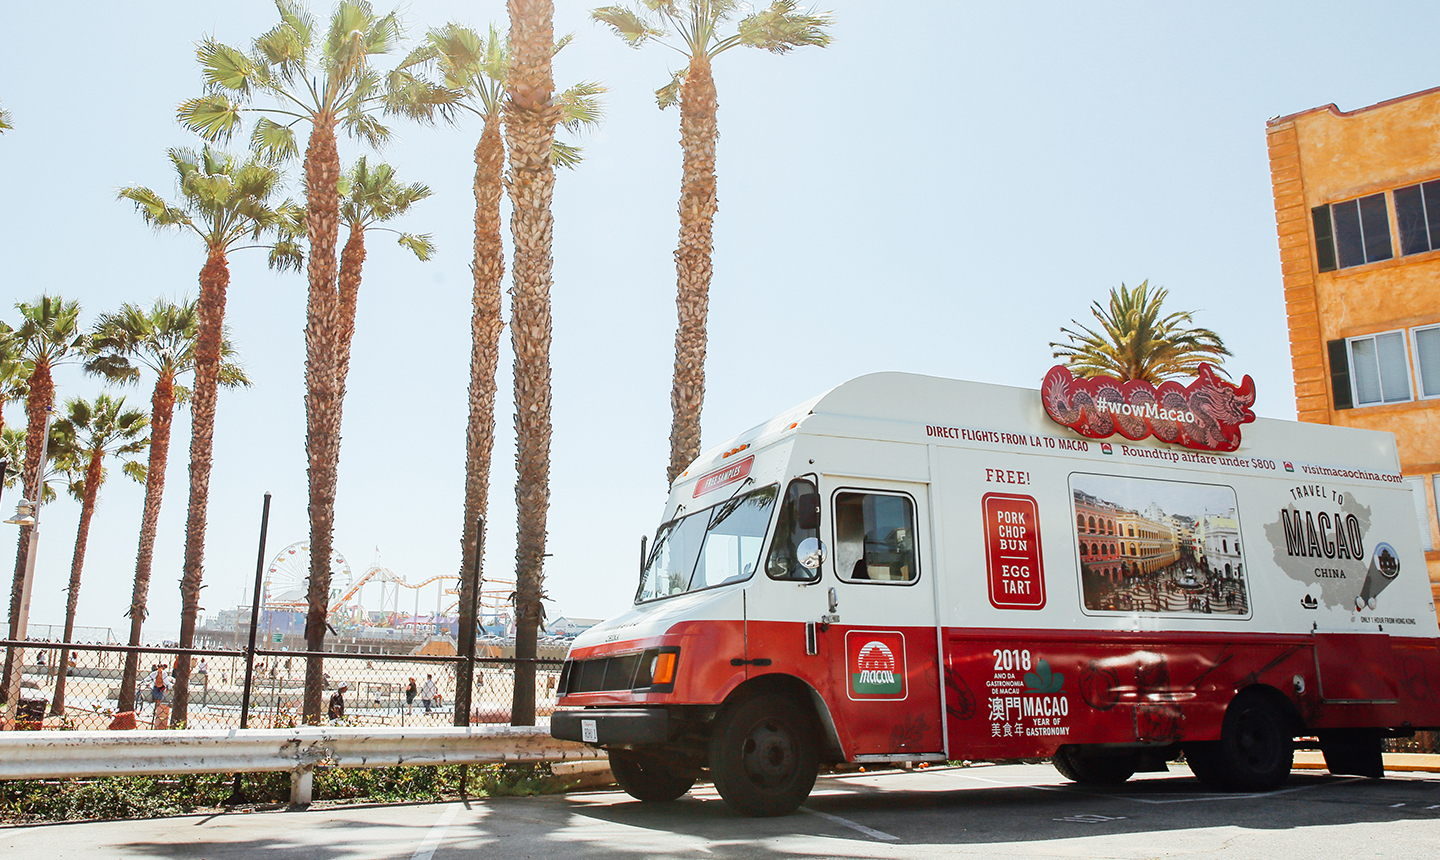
[558,647,678,696]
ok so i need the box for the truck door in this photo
[824,479,945,759]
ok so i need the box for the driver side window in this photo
[835,491,918,583]
[766,478,820,580]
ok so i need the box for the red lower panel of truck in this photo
[562,620,1440,762]
[942,628,1440,760]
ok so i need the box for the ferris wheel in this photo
[263,541,353,611]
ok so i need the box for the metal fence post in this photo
[240,493,271,729]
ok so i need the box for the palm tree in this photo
[409,24,603,713]
[87,299,250,711]
[0,322,23,439]
[334,157,433,390]
[417,25,510,675]
[120,146,298,726]
[179,0,455,723]
[46,394,148,716]
[1050,281,1232,384]
[593,1,832,484]
[1,296,86,708]
[504,0,565,727]
[0,428,66,502]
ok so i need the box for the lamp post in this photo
[3,406,54,728]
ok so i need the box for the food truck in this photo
[550,370,1440,817]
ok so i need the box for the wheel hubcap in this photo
[1236,709,1280,770]
[741,719,795,787]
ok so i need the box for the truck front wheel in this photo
[708,694,819,817]
[609,749,697,802]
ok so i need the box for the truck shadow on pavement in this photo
[558,767,1440,850]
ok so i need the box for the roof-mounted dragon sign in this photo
[1041,363,1256,452]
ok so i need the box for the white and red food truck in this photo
[550,371,1440,816]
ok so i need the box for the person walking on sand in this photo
[422,674,437,715]
[328,683,347,722]
[406,678,417,714]
[151,664,168,711]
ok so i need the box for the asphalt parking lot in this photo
[3,763,1438,859]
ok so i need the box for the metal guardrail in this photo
[0,724,603,806]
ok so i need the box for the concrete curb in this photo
[1293,752,1440,773]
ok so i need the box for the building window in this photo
[1412,324,1440,399]
[1393,180,1440,256]
[1348,330,1412,405]
[1313,193,1393,272]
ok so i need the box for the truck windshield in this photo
[636,484,780,603]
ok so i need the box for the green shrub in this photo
[0,763,565,823]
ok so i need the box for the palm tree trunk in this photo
[666,53,719,485]
[118,373,176,710]
[456,114,507,723]
[50,449,102,716]
[171,246,230,727]
[2,359,51,707]
[334,227,366,396]
[506,0,560,727]
[302,117,342,724]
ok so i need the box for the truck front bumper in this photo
[551,708,670,746]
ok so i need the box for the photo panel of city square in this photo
[1072,473,1251,617]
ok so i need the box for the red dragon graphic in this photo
[1041,363,1255,452]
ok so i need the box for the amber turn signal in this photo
[650,651,678,686]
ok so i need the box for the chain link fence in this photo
[0,640,562,730]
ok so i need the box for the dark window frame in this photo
[1312,192,1394,271]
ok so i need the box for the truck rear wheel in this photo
[708,693,818,817]
[1051,745,1137,785]
[609,749,697,802]
[1186,691,1293,791]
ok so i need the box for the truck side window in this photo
[766,478,820,581]
[835,491,918,583]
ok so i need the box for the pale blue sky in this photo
[2,1,1437,639]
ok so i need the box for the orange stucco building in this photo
[1267,87,1440,604]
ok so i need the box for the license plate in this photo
[581,719,598,743]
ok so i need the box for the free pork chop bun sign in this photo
[1041,363,1257,452]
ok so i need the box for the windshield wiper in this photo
[708,478,757,531]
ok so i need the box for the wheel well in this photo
[1234,683,1303,735]
[721,674,843,759]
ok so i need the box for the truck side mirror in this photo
[797,492,821,531]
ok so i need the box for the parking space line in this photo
[937,768,1366,806]
[411,803,461,860]
[803,807,902,842]
[1117,778,1364,805]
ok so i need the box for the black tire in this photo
[708,693,819,817]
[1051,745,1138,785]
[1182,741,1229,789]
[1318,729,1384,778]
[608,749,697,802]
[1189,692,1293,791]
